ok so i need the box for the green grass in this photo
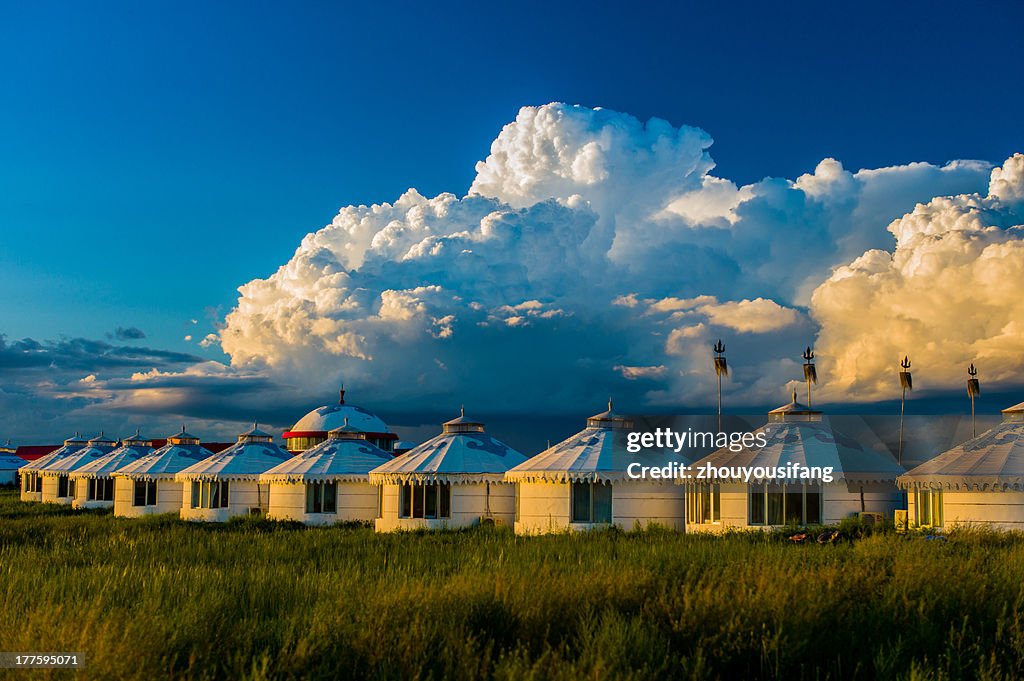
[1,490,1023,681]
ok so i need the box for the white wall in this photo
[374,481,515,532]
[179,479,270,522]
[20,472,41,502]
[70,476,114,510]
[514,480,686,535]
[113,477,185,518]
[909,490,1024,531]
[40,474,74,505]
[267,481,378,525]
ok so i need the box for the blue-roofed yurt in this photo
[70,431,155,509]
[113,427,215,517]
[505,401,688,534]
[19,433,86,502]
[261,418,394,525]
[899,400,1024,531]
[369,408,527,531]
[175,424,291,521]
[1,441,23,486]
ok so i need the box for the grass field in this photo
[1,489,1023,680]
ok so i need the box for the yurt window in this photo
[399,483,451,519]
[749,483,822,526]
[571,482,612,524]
[688,483,721,524]
[915,489,943,528]
[191,481,230,509]
[132,480,157,506]
[88,478,115,502]
[305,482,338,514]
[57,475,69,498]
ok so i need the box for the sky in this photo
[1,1,1023,448]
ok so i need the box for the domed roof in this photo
[286,389,391,435]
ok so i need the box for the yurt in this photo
[176,424,292,521]
[0,441,23,486]
[505,401,688,534]
[260,418,394,525]
[686,394,904,532]
[283,388,397,453]
[113,427,215,518]
[898,401,1024,531]
[369,408,527,531]
[19,433,86,502]
[70,431,154,510]
[39,433,117,505]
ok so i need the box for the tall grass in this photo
[1,490,1023,680]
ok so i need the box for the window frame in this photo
[398,483,452,520]
[571,481,613,524]
[687,483,722,525]
[748,482,823,527]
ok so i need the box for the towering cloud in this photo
[207,103,1008,413]
[812,154,1024,400]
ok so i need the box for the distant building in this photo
[176,424,291,521]
[0,441,23,485]
[369,409,527,531]
[899,400,1024,531]
[283,389,397,453]
[506,401,688,534]
[114,428,216,518]
[261,418,394,525]
[686,395,904,532]
[70,431,155,510]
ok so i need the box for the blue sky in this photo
[2,1,1024,444]
[3,0,1022,350]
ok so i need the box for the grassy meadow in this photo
[1,489,1023,680]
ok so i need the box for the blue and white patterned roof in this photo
[260,432,393,483]
[176,426,291,481]
[70,438,155,479]
[369,412,525,484]
[19,433,87,472]
[290,403,390,434]
[42,438,119,474]
[116,430,214,481]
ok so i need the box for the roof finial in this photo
[460,404,465,417]
[793,389,798,403]
[339,385,346,404]
[181,423,187,433]
[608,396,613,411]
[344,416,349,427]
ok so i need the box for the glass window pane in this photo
[767,484,784,525]
[412,484,425,518]
[785,487,804,525]
[400,484,411,518]
[148,481,157,506]
[593,483,612,524]
[191,481,200,508]
[324,482,336,513]
[425,484,437,518]
[134,481,145,506]
[749,485,765,525]
[712,484,721,522]
[439,483,450,518]
[933,491,943,527]
[919,490,931,526]
[58,476,68,498]
[571,482,591,522]
[221,482,230,508]
[306,484,315,513]
[700,487,711,523]
[805,486,822,525]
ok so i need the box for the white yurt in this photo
[369,408,527,531]
[113,427,215,518]
[686,394,904,532]
[0,441,23,486]
[19,433,87,502]
[176,424,292,521]
[260,418,394,525]
[39,433,117,505]
[283,388,397,453]
[505,401,688,534]
[898,401,1024,531]
[69,431,154,510]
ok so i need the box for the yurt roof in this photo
[116,435,215,481]
[898,405,1024,490]
[41,439,118,474]
[368,412,526,484]
[0,450,26,470]
[70,440,155,479]
[19,434,86,471]
[767,392,823,420]
[690,417,903,485]
[506,405,683,483]
[175,425,292,481]
[286,391,391,435]
[260,434,393,483]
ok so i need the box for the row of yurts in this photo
[8,387,1024,533]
